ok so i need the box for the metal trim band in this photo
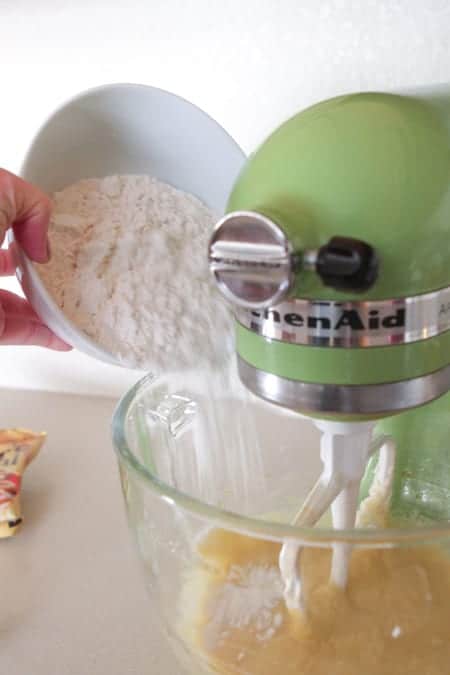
[238,357,450,415]
[236,285,450,348]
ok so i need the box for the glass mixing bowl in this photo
[112,367,450,675]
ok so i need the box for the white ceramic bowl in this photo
[11,83,245,366]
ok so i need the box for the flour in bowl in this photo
[38,175,232,370]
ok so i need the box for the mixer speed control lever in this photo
[314,237,379,292]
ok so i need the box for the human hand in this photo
[0,169,70,350]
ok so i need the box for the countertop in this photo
[0,388,178,675]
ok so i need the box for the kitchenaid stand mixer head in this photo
[208,88,450,609]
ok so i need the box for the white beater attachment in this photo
[279,422,396,611]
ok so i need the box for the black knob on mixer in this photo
[315,237,379,292]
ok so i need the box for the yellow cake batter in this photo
[180,528,450,675]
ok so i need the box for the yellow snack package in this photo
[0,429,46,538]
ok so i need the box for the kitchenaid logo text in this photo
[238,286,450,347]
[249,306,405,332]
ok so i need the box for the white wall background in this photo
[0,0,449,397]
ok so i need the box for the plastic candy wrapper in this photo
[0,429,46,538]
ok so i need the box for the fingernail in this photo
[52,337,72,352]
[33,324,72,351]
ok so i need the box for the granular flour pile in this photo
[38,174,232,371]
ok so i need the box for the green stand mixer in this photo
[208,85,450,609]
